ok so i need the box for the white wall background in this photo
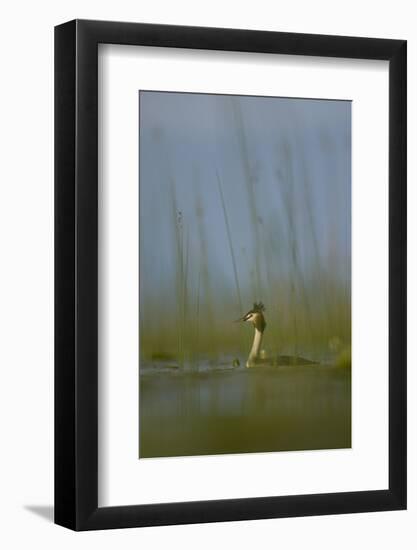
[0,1,415,548]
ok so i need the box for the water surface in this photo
[139,363,351,458]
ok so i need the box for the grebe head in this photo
[236,302,266,333]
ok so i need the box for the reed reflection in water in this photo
[139,364,351,458]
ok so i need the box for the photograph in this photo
[139,91,352,458]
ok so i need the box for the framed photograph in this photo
[55,19,406,530]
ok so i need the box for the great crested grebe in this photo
[237,302,318,368]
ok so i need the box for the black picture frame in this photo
[55,19,407,531]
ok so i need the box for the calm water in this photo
[139,363,351,458]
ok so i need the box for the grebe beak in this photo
[234,314,250,322]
